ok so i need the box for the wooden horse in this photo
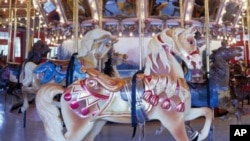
[35,27,212,141]
[20,28,119,113]
[144,26,212,140]
[185,46,244,124]
[230,60,250,108]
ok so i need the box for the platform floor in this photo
[1,91,250,141]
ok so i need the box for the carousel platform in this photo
[1,90,250,141]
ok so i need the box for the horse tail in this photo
[35,83,66,141]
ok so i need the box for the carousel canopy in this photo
[0,0,248,42]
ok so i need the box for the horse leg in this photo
[231,99,242,124]
[219,97,242,124]
[184,107,213,141]
[60,99,99,141]
[20,91,29,113]
[153,108,188,141]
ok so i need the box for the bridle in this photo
[156,34,199,62]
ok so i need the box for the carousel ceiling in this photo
[0,0,248,44]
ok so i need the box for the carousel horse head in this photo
[209,46,243,87]
[210,46,243,64]
[79,28,118,67]
[145,26,202,76]
[27,40,51,64]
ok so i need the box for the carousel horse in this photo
[5,40,50,114]
[185,46,243,124]
[35,26,212,141]
[20,28,119,114]
[0,50,23,98]
[230,61,250,107]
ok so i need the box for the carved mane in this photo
[144,28,180,75]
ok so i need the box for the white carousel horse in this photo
[35,27,212,141]
[20,28,118,114]
[86,27,212,140]
[145,27,212,138]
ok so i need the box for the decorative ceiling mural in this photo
[0,0,247,43]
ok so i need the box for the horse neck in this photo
[211,62,230,87]
[166,55,185,78]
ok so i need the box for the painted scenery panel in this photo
[222,1,241,25]
[114,37,150,77]
[192,0,222,21]
[103,0,137,17]
[61,0,92,21]
[148,0,182,17]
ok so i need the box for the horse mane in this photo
[59,28,114,60]
[145,28,182,75]
[58,40,77,60]
[79,28,113,56]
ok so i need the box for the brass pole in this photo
[179,0,184,28]
[32,14,35,44]
[99,0,103,28]
[12,2,17,61]
[205,0,210,74]
[73,0,79,53]
[7,0,13,62]
[25,0,32,58]
[138,0,145,70]
[38,16,41,39]
[247,0,250,66]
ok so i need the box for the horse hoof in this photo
[190,131,199,141]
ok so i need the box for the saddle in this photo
[48,59,70,71]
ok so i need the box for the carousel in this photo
[0,0,250,141]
